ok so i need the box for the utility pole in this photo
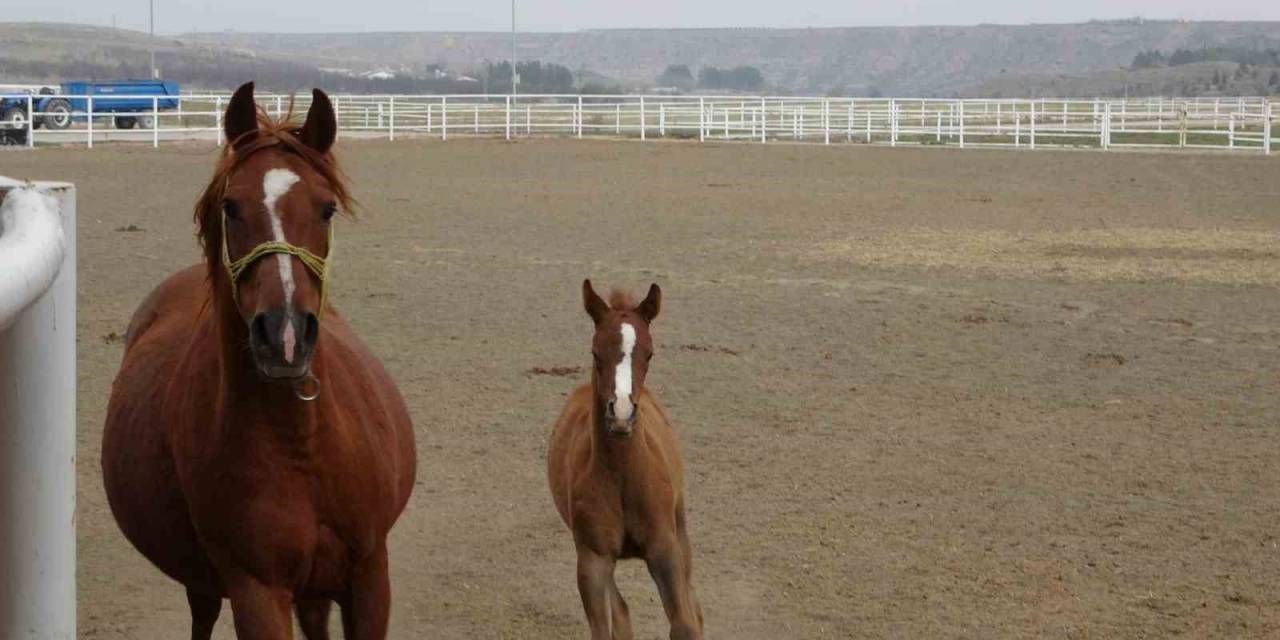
[511,0,517,95]
[149,0,157,79]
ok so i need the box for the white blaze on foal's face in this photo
[262,168,301,363]
[613,323,637,421]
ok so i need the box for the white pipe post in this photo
[86,96,93,149]
[577,95,583,138]
[1015,112,1021,147]
[699,97,706,142]
[1103,101,1111,149]
[640,96,646,140]
[526,104,531,135]
[26,95,34,149]
[389,97,396,141]
[1264,102,1272,155]
[761,98,768,143]
[0,179,77,640]
[504,96,510,141]
[442,97,448,141]
[275,96,283,120]
[1029,101,1036,150]
[215,96,223,146]
[1229,114,1235,148]
[473,104,479,134]
[958,100,965,149]
[823,99,830,145]
[614,104,620,135]
[152,97,159,148]
[890,99,898,147]
[659,103,665,137]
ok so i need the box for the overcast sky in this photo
[5,0,1279,35]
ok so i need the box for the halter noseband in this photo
[219,187,335,320]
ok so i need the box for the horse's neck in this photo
[587,386,643,468]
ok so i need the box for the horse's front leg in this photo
[644,538,702,640]
[576,546,617,640]
[226,575,295,640]
[340,546,392,640]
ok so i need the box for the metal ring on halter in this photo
[293,373,321,402]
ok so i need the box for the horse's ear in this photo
[583,279,609,325]
[636,283,661,323]
[224,82,258,150]
[299,89,337,154]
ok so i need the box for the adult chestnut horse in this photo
[102,83,416,639]
[547,281,704,640]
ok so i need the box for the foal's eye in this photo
[221,199,240,220]
[321,202,338,221]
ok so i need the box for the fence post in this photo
[1102,101,1111,149]
[1029,101,1036,150]
[504,96,510,141]
[957,100,964,149]
[26,95,34,148]
[761,97,768,143]
[389,97,396,141]
[1264,102,1272,155]
[577,95,583,138]
[615,103,621,135]
[640,96,646,141]
[699,97,706,142]
[1229,114,1235,148]
[216,96,223,146]
[889,99,897,147]
[442,97,448,141]
[86,96,93,149]
[0,180,77,640]
[152,97,159,148]
[823,99,830,145]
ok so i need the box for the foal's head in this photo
[197,82,351,381]
[582,280,661,437]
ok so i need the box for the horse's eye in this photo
[222,199,240,220]
[322,202,338,221]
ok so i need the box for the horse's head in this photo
[582,279,661,437]
[199,82,351,382]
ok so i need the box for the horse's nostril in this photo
[303,312,319,345]
[250,314,270,348]
[606,400,616,416]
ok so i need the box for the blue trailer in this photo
[35,80,180,130]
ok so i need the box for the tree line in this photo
[656,64,765,92]
[1131,47,1280,69]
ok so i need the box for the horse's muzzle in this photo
[605,399,637,437]
[249,308,319,380]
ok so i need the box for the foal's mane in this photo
[194,101,355,279]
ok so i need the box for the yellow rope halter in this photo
[220,210,335,319]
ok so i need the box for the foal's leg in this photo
[644,538,701,640]
[576,547,617,640]
[226,577,294,640]
[339,548,392,640]
[606,570,634,640]
[186,588,222,640]
[295,599,332,640]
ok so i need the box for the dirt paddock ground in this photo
[5,138,1280,638]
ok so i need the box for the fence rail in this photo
[2,93,1276,154]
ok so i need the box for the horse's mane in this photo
[194,100,355,278]
[607,289,638,311]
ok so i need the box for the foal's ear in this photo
[225,82,258,150]
[299,89,337,154]
[583,279,609,325]
[636,283,661,323]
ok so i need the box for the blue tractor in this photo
[21,80,181,130]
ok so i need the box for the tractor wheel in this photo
[115,116,138,130]
[42,99,73,130]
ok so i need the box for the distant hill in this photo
[5,20,1280,96]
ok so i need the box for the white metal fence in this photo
[0,178,76,640]
[1,92,1276,154]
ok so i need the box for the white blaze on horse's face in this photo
[613,323,637,422]
[262,168,300,363]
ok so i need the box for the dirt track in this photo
[5,138,1280,638]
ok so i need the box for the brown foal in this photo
[547,280,704,640]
